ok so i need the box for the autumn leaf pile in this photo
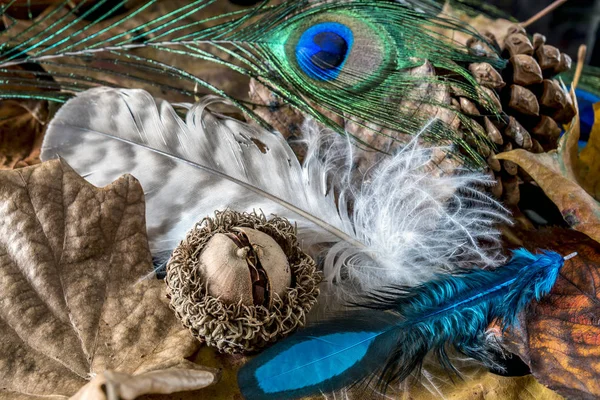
[0,1,599,400]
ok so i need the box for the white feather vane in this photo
[41,87,349,256]
[299,120,510,302]
[41,87,510,302]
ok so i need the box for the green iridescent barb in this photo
[0,0,505,163]
[572,66,600,95]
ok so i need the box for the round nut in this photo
[235,227,292,303]
[199,227,291,308]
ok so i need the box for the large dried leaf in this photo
[503,228,600,400]
[0,159,214,399]
[496,91,600,243]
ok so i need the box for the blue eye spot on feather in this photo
[295,22,354,81]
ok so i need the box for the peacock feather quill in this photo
[238,248,576,399]
[0,0,505,163]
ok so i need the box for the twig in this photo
[572,45,587,90]
[522,0,569,28]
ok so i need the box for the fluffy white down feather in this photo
[299,119,510,302]
[41,87,510,305]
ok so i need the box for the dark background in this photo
[488,0,600,66]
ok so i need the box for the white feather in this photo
[299,121,510,302]
[41,87,509,303]
[42,87,350,255]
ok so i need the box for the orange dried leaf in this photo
[505,228,600,399]
[496,89,600,243]
[497,148,600,242]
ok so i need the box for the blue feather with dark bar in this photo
[238,248,573,399]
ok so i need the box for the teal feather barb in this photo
[238,248,576,399]
[0,0,505,164]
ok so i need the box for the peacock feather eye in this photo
[281,11,396,93]
[295,22,354,81]
[250,1,505,162]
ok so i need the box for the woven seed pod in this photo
[166,210,321,354]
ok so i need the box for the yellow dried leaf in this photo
[578,102,600,200]
[410,371,562,400]
[0,159,216,399]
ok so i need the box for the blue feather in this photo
[238,248,572,399]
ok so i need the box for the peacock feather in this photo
[0,0,506,163]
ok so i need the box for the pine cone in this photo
[456,25,574,206]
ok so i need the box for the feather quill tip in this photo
[502,248,566,328]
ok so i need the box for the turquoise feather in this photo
[238,248,572,399]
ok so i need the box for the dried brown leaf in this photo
[70,362,220,400]
[497,148,600,242]
[0,159,213,399]
[496,90,600,243]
